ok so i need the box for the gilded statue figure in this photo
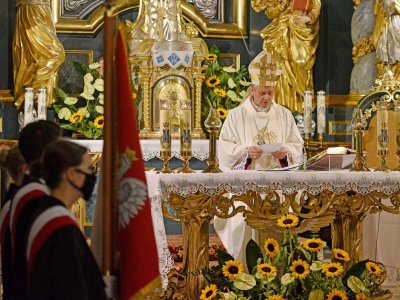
[251,0,321,113]
[13,0,65,109]
[372,0,400,78]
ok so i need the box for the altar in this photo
[146,169,400,299]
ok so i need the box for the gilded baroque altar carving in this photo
[155,171,400,299]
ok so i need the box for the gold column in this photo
[163,193,213,300]
[192,56,206,138]
[138,56,153,133]
[331,212,366,270]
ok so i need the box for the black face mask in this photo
[69,169,97,201]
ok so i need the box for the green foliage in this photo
[200,214,391,300]
[55,61,104,139]
[202,45,250,123]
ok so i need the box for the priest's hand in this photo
[249,146,263,160]
[272,147,287,159]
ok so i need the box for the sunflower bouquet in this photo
[200,214,391,300]
[55,61,104,139]
[202,45,251,123]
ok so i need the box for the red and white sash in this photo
[9,183,50,251]
[26,205,79,277]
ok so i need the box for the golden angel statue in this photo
[372,0,400,78]
[251,0,321,113]
[13,0,65,109]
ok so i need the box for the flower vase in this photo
[202,108,223,173]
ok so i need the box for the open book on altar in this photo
[291,0,310,13]
[299,147,365,171]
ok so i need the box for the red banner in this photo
[116,25,161,300]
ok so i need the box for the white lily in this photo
[228,78,236,89]
[80,83,95,100]
[98,93,104,104]
[281,273,295,285]
[89,62,101,69]
[240,79,251,87]
[223,66,236,73]
[78,107,90,118]
[64,97,78,105]
[93,78,104,92]
[83,73,94,85]
[95,105,104,114]
[57,107,72,121]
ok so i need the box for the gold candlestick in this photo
[350,109,370,172]
[158,151,174,174]
[318,133,324,149]
[376,149,390,172]
[304,134,310,150]
[202,108,223,173]
[375,101,390,172]
[177,100,194,173]
[158,99,174,174]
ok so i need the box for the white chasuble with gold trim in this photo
[218,96,303,171]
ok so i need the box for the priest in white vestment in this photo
[218,50,303,171]
[215,50,304,264]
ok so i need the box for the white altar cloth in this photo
[146,169,400,287]
[76,139,212,161]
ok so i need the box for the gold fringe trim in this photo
[129,276,162,300]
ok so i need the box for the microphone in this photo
[270,102,308,170]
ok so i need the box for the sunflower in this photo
[200,284,217,300]
[327,290,348,300]
[206,54,217,61]
[303,238,324,252]
[356,293,368,300]
[322,262,344,277]
[94,115,104,129]
[222,260,244,280]
[289,259,310,280]
[257,262,277,277]
[214,88,226,98]
[277,214,299,228]
[264,238,280,257]
[206,75,221,87]
[366,262,381,275]
[69,112,84,123]
[332,249,350,262]
[265,295,285,300]
[216,107,228,119]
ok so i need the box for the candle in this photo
[24,87,34,127]
[317,90,326,135]
[303,91,312,135]
[376,101,389,151]
[180,100,192,154]
[37,88,47,120]
[160,99,171,152]
[394,100,400,152]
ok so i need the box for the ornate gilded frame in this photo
[220,53,240,71]
[51,0,248,39]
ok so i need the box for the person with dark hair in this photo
[0,143,26,207]
[0,120,61,299]
[26,140,107,299]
